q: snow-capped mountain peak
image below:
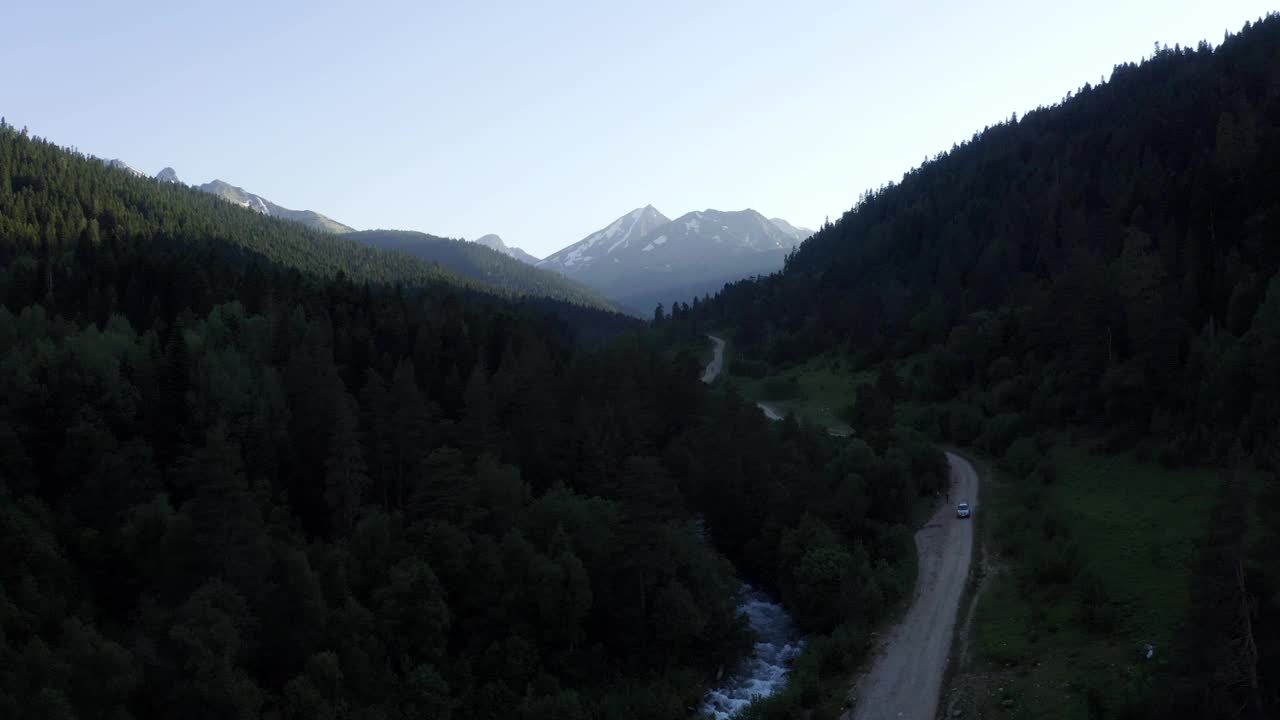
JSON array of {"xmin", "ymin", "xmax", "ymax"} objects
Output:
[
  {"xmin": 537, "ymin": 205, "xmax": 670, "ymax": 271},
  {"xmin": 536, "ymin": 205, "xmax": 813, "ymax": 312},
  {"xmin": 768, "ymin": 217, "xmax": 814, "ymax": 243}
]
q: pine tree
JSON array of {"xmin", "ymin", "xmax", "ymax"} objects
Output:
[
  {"xmin": 389, "ymin": 358, "xmax": 431, "ymax": 511},
  {"xmin": 460, "ymin": 364, "xmax": 497, "ymax": 453},
  {"xmin": 358, "ymin": 367, "xmax": 394, "ymax": 511},
  {"xmin": 179, "ymin": 424, "xmax": 270, "ymax": 596},
  {"xmin": 325, "ymin": 392, "xmax": 370, "ymax": 535}
]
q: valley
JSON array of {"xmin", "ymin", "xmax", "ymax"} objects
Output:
[
  {"xmin": 4, "ymin": 6, "xmax": 1280, "ymax": 720},
  {"xmin": 699, "ymin": 336, "xmax": 806, "ymax": 718},
  {"xmin": 703, "ymin": 333, "xmax": 980, "ymax": 720}
]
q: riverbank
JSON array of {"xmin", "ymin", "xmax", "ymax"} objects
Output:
[
  {"xmin": 698, "ymin": 334, "xmax": 965, "ymax": 720},
  {"xmin": 699, "ymin": 335, "xmax": 807, "ymax": 717},
  {"xmin": 701, "ymin": 587, "xmax": 806, "ymax": 719}
]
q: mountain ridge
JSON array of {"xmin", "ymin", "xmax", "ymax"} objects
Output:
[
  {"xmin": 196, "ymin": 178, "xmax": 355, "ymax": 234},
  {"xmin": 537, "ymin": 205, "xmax": 812, "ymax": 309},
  {"xmin": 473, "ymin": 233, "xmax": 540, "ymax": 264},
  {"xmin": 98, "ymin": 156, "xmax": 355, "ymax": 234},
  {"xmin": 346, "ymin": 229, "xmax": 616, "ymax": 311}
]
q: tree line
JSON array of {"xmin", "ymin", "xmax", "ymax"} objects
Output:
[{"xmin": 344, "ymin": 229, "xmax": 616, "ymax": 312}]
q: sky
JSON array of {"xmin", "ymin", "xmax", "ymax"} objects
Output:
[{"xmin": 2, "ymin": 1, "xmax": 1274, "ymax": 258}]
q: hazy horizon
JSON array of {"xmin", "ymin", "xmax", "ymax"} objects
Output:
[{"xmin": 4, "ymin": 0, "xmax": 1273, "ymax": 257}]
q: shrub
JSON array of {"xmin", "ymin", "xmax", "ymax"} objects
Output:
[
  {"xmin": 729, "ymin": 358, "xmax": 768, "ymax": 378},
  {"xmin": 1002, "ymin": 436, "xmax": 1041, "ymax": 477},
  {"xmin": 898, "ymin": 403, "xmax": 939, "ymax": 434},
  {"xmin": 759, "ymin": 376, "xmax": 799, "ymax": 401},
  {"xmin": 1077, "ymin": 567, "xmax": 1119, "ymax": 633},
  {"xmin": 1032, "ymin": 461, "xmax": 1058, "ymax": 486},
  {"xmin": 1028, "ymin": 538, "xmax": 1081, "ymax": 587},
  {"xmin": 978, "ymin": 412, "xmax": 1025, "ymax": 455},
  {"xmin": 987, "ymin": 355, "xmax": 1018, "ymax": 383},
  {"xmin": 941, "ymin": 402, "xmax": 984, "ymax": 444}
]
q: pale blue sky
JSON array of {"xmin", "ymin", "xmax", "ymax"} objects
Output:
[{"xmin": 3, "ymin": 1, "xmax": 1272, "ymax": 257}]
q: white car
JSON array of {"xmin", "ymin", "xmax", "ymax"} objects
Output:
[{"xmin": 956, "ymin": 502, "xmax": 971, "ymax": 519}]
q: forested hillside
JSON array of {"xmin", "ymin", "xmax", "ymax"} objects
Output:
[
  {"xmin": 0, "ymin": 120, "xmax": 946, "ymax": 718},
  {"xmin": 0, "ymin": 127, "xmax": 617, "ymax": 313},
  {"xmin": 0, "ymin": 128, "xmax": 493, "ymax": 293},
  {"xmin": 693, "ymin": 15, "xmax": 1280, "ymax": 718},
  {"xmin": 346, "ymin": 229, "xmax": 615, "ymax": 312}
]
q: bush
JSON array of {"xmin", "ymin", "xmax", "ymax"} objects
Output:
[
  {"xmin": 1156, "ymin": 437, "xmax": 1188, "ymax": 468},
  {"xmin": 1002, "ymin": 436, "xmax": 1041, "ymax": 477},
  {"xmin": 1032, "ymin": 461, "xmax": 1058, "ymax": 486},
  {"xmin": 737, "ymin": 686, "xmax": 804, "ymax": 720},
  {"xmin": 941, "ymin": 402, "xmax": 984, "ymax": 444},
  {"xmin": 759, "ymin": 376, "xmax": 799, "ymax": 401},
  {"xmin": 729, "ymin": 358, "xmax": 768, "ymax": 378},
  {"xmin": 898, "ymin": 403, "xmax": 939, "ymax": 434},
  {"xmin": 1077, "ymin": 567, "xmax": 1119, "ymax": 633},
  {"xmin": 836, "ymin": 402, "xmax": 857, "ymax": 425},
  {"xmin": 978, "ymin": 412, "xmax": 1025, "ymax": 455},
  {"xmin": 987, "ymin": 355, "xmax": 1018, "ymax": 383},
  {"xmin": 1027, "ymin": 538, "xmax": 1081, "ymax": 587}
]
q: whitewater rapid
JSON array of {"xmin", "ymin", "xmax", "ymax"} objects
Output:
[
  {"xmin": 698, "ymin": 337, "xmax": 805, "ymax": 718},
  {"xmin": 701, "ymin": 586, "xmax": 805, "ymax": 718}
]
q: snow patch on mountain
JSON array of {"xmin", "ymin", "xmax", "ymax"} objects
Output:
[
  {"xmin": 538, "ymin": 205, "xmax": 670, "ymax": 272},
  {"xmin": 768, "ymin": 217, "xmax": 814, "ymax": 243}
]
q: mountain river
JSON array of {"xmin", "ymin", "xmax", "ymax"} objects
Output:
[{"xmin": 699, "ymin": 336, "xmax": 805, "ymax": 717}]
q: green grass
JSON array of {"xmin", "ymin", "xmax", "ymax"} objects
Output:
[
  {"xmin": 663, "ymin": 332, "xmax": 717, "ymax": 369},
  {"xmin": 958, "ymin": 441, "xmax": 1215, "ymax": 720},
  {"xmin": 727, "ymin": 353, "xmax": 874, "ymax": 431},
  {"xmin": 1051, "ymin": 446, "xmax": 1211, "ymax": 644}
]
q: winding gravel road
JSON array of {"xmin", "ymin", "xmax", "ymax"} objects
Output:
[
  {"xmin": 846, "ymin": 452, "xmax": 978, "ymax": 720},
  {"xmin": 700, "ymin": 335, "xmax": 978, "ymax": 720}
]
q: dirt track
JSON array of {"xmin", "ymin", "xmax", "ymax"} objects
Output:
[{"xmin": 846, "ymin": 452, "xmax": 979, "ymax": 720}]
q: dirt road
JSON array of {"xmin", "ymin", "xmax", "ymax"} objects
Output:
[
  {"xmin": 756, "ymin": 401, "xmax": 784, "ymax": 420},
  {"xmin": 702, "ymin": 335, "xmax": 727, "ymax": 383},
  {"xmin": 847, "ymin": 452, "xmax": 978, "ymax": 720}
]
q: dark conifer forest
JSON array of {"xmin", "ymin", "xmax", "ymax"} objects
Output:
[
  {"xmin": 692, "ymin": 15, "xmax": 1280, "ymax": 718},
  {"xmin": 344, "ymin": 229, "xmax": 615, "ymax": 312},
  {"xmin": 0, "ymin": 122, "xmax": 945, "ymax": 717}
]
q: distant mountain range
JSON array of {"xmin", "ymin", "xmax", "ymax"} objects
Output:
[
  {"xmin": 537, "ymin": 206, "xmax": 812, "ymax": 312},
  {"xmin": 473, "ymin": 234, "xmax": 540, "ymax": 264},
  {"xmin": 768, "ymin": 217, "xmax": 814, "ymax": 244},
  {"xmin": 196, "ymin": 179, "xmax": 354, "ymax": 234},
  {"xmin": 98, "ymin": 156, "xmax": 810, "ymax": 313},
  {"xmin": 100, "ymin": 159, "xmax": 354, "ymax": 234}
]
